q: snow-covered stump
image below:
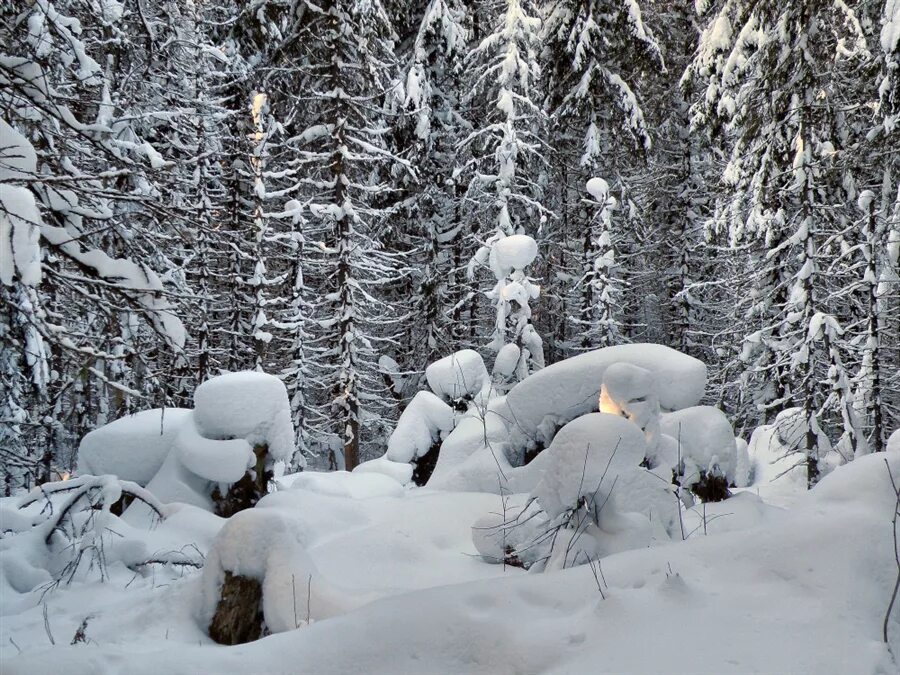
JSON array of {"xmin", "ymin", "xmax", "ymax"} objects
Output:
[
  {"xmin": 659, "ymin": 406, "xmax": 739, "ymax": 502},
  {"xmin": 175, "ymin": 372, "xmax": 295, "ymax": 516},
  {"xmin": 211, "ymin": 444, "xmax": 271, "ymax": 518},
  {"xmin": 208, "ymin": 572, "xmax": 265, "ymax": 645},
  {"xmin": 384, "ymin": 391, "xmax": 454, "ymax": 486}
]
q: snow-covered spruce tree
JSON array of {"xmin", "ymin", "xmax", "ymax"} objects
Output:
[
  {"xmin": 175, "ymin": 3, "xmax": 235, "ymax": 389},
  {"xmin": 687, "ymin": 0, "xmax": 870, "ymax": 485},
  {"xmin": 390, "ymin": 0, "xmax": 472, "ymax": 374},
  {"xmin": 1, "ymin": 0, "xmax": 188, "ymax": 488},
  {"xmin": 578, "ymin": 177, "xmax": 621, "ymax": 347},
  {"xmin": 460, "ymin": 0, "xmax": 548, "ymax": 383},
  {"xmin": 847, "ymin": 1, "xmax": 900, "ymax": 453},
  {"xmin": 539, "ymin": 0, "xmax": 663, "ymax": 355},
  {"xmin": 264, "ymin": 1, "xmax": 413, "ymax": 470},
  {"xmin": 640, "ymin": 0, "xmax": 718, "ymax": 359}
]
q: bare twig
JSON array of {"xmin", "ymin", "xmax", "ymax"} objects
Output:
[
  {"xmin": 42, "ymin": 603, "xmax": 55, "ymax": 646},
  {"xmin": 883, "ymin": 459, "xmax": 900, "ymax": 645}
]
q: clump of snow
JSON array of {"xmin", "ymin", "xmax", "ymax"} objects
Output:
[
  {"xmin": 119, "ymin": 373, "xmax": 296, "ymax": 514},
  {"xmin": 599, "ymin": 362, "xmax": 661, "ymax": 451},
  {"xmin": 385, "ymin": 391, "xmax": 454, "ymax": 464},
  {"xmin": 734, "ymin": 436, "xmax": 752, "ymax": 487},
  {"xmin": 0, "ymin": 119, "xmax": 38, "ymax": 181},
  {"xmin": 0, "ymin": 184, "xmax": 43, "ymax": 287},
  {"xmin": 503, "ymin": 344, "xmax": 706, "ymax": 460},
  {"xmin": 492, "ymin": 343, "xmax": 521, "ymax": 380},
  {"xmin": 138, "ymin": 447, "xmax": 216, "ymax": 512},
  {"xmin": 585, "ymin": 176, "xmax": 610, "ymax": 202},
  {"xmin": 0, "ymin": 120, "xmax": 39, "ymax": 282},
  {"xmin": 743, "ymin": 420, "xmax": 808, "ymax": 507},
  {"xmin": 491, "ymin": 234, "xmax": 538, "ymax": 276},
  {"xmin": 425, "ymin": 349, "xmax": 490, "ymax": 406},
  {"xmin": 613, "ymin": 467, "xmax": 681, "ymax": 539},
  {"xmin": 174, "ymin": 416, "xmax": 254, "ymax": 484},
  {"xmin": 198, "ymin": 508, "xmax": 366, "ymax": 634},
  {"xmin": 660, "ymin": 406, "xmax": 738, "ymax": 486},
  {"xmin": 77, "ymin": 408, "xmax": 190, "ymax": 485},
  {"xmin": 528, "ymin": 413, "xmax": 647, "ymax": 520},
  {"xmin": 193, "ymin": 371, "xmax": 294, "ymax": 463}
]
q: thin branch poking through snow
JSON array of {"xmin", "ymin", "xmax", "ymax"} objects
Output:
[{"xmin": 884, "ymin": 459, "xmax": 900, "ymax": 646}]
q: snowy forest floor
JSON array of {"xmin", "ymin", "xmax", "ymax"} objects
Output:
[{"xmin": 3, "ymin": 448, "xmax": 900, "ymax": 675}]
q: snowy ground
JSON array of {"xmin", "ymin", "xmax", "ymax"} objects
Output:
[{"xmin": 2, "ymin": 446, "xmax": 899, "ymax": 675}]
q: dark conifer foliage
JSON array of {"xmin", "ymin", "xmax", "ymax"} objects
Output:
[{"xmin": 1, "ymin": 0, "xmax": 897, "ymax": 488}]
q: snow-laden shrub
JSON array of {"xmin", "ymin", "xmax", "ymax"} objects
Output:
[
  {"xmin": 193, "ymin": 371, "xmax": 294, "ymax": 464},
  {"xmin": 0, "ymin": 475, "xmax": 190, "ymax": 596},
  {"xmin": 104, "ymin": 372, "xmax": 297, "ymax": 516},
  {"xmin": 660, "ymin": 406, "xmax": 738, "ymax": 502},
  {"xmin": 384, "ymin": 390, "xmax": 455, "ymax": 485},
  {"xmin": 472, "ymin": 414, "xmax": 678, "ymax": 570},
  {"xmin": 528, "ymin": 414, "xmax": 646, "ymax": 520},
  {"xmin": 76, "ymin": 408, "xmax": 191, "ymax": 485},
  {"xmin": 425, "ymin": 349, "xmax": 490, "ymax": 410},
  {"xmin": 425, "ymin": 395, "xmax": 514, "ymax": 492},
  {"xmin": 769, "ymin": 407, "xmax": 847, "ymax": 476}
]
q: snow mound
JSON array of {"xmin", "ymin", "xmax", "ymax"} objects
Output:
[
  {"xmin": 76, "ymin": 408, "xmax": 190, "ymax": 485},
  {"xmin": 353, "ymin": 456, "xmax": 414, "ymax": 485},
  {"xmin": 289, "ymin": 471, "xmax": 405, "ymax": 500},
  {"xmin": 613, "ymin": 467, "xmax": 680, "ymax": 538},
  {"xmin": 425, "ymin": 349, "xmax": 489, "ymax": 405},
  {"xmin": 744, "ymin": 421, "xmax": 808, "ymax": 508},
  {"xmin": 503, "ymin": 344, "xmax": 706, "ymax": 459},
  {"xmin": 427, "ymin": 396, "xmax": 514, "ymax": 492},
  {"xmin": 660, "ymin": 406, "xmax": 738, "ymax": 484},
  {"xmin": 492, "ymin": 343, "xmax": 521, "ymax": 379},
  {"xmin": 529, "ymin": 413, "xmax": 647, "ymax": 519},
  {"xmin": 198, "ymin": 508, "xmax": 369, "ymax": 635},
  {"xmin": 193, "ymin": 372, "xmax": 294, "ymax": 462},
  {"xmin": 385, "ymin": 391, "xmax": 454, "ymax": 464}
]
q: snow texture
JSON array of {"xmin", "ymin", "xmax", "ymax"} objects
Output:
[
  {"xmin": 888, "ymin": 428, "xmax": 900, "ymax": 453},
  {"xmin": 426, "ymin": 395, "xmax": 514, "ymax": 492},
  {"xmin": 76, "ymin": 408, "xmax": 191, "ymax": 485},
  {"xmin": 352, "ymin": 456, "xmax": 414, "ymax": 485},
  {"xmin": 585, "ymin": 176, "xmax": 610, "ymax": 202},
  {"xmin": 4, "ymin": 452, "xmax": 900, "ymax": 674}
]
